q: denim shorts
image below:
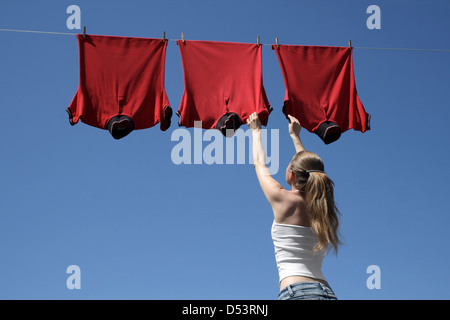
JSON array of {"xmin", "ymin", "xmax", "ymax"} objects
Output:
[{"xmin": 278, "ymin": 282, "xmax": 338, "ymax": 300}]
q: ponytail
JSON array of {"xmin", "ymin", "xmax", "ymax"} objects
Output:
[
  {"xmin": 305, "ymin": 171, "xmax": 341, "ymax": 254},
  {"xmin": 289, "ymin": 151, "xmax": 342, "ymax": 255}
]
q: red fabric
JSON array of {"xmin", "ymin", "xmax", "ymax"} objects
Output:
[
  {"xmin": 67, "ymin": 34, "xmax": 171, "ymax": 134},
  {"xmin": 176, "ymin": 40, "xmax": 272, "ymax": 130},
  {"xmin": 273, "ymin": 45, "xmax": 370, "ymax": 136}
]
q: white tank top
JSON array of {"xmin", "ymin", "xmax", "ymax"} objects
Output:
[{"xmin": 271, "ymin": 221, "xmax": 326, "ymax": 283}]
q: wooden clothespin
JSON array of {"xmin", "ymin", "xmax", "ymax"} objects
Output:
[
  {"xmin": 163, "ymin": 31, "xmax": 166, "ymax": 42},
  {"xmin": 181, "ymin": 32, "xmax": 185, "ymax": 44},
  {"xmin": 276, "ymin": 37, "xmax": 279, "ymax": 48},
  {"xmin": 83, "ymin": 26, "xmax": 86, "ymax": 38},
  {"xmin": 348, "ymin": 40, "xmax": 352, "ymax": 49},
  {"xmin": 257, "ymin": 35, "xmax": 260, "ymax": 46}
]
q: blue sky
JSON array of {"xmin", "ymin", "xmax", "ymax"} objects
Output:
[{"xmin": 0, "ymin": 0, "xmax": 449, "ymax": 300}]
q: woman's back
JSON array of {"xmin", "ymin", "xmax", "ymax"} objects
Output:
[{"xmin": 272, "ymin": 189, "xmax": 310, "ymax": 227}]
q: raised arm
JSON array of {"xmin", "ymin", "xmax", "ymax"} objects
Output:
[
  {"xmin": 247, "ymin": 113, "xmax": 285, "ymax": 206},
  {"xmin": 288, "ymin": 115, "xmax": 305, "ymax": 153}
]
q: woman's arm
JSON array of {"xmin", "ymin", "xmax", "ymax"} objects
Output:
[
  {"xmin": 288, "ymin": 115, "xmax": 305, "ymax": 153},
  {"xmin": 247, "ymin": 113, "xmax": 285, "ymax": 205}
]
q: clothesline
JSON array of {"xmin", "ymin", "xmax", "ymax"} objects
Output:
[
  {"xmin": 1, "ymin": 28, "xmax": 450, "ymax": 52},
  {"xmin": 0, "ymin": 28, "xmax": 76, "ymax": 36}
]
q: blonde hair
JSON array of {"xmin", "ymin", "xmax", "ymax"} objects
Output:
[{"xmin": 289, "ymin": 151, "xmax": 342, "ymax": 254}]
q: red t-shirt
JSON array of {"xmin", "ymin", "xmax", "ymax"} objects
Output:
[
  {"xmin": 273, "ymin": 45, "xmax": 370, "ymax": 143},
  {"xmin": 67, "ymin": 34, "xmax": 172, "ymax": 139},
  {"xmin": 177, "ymin": 40, "xmax": 272, "ymax": 135}
]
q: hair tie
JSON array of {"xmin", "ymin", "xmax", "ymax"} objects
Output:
[{"xmin": 306, "ymin": 170, "xmax": 325, "ymax": 174}]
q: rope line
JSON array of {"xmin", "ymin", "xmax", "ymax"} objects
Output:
[
  {"xmin": 0, "ymin": 28, "xmax": 76, "ymax": 36},
  {"xmin": 1, "ymin": 28, "xmax": 450, "ymax": 52},
  {"xmin": 352, "ymin": 46, "xmax": 450, "ymax": 52}
]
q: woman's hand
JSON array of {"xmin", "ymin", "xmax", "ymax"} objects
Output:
[
  {"xmin": 288, "ymin": 115, "xmax": 302, "ymax": 136},
  {"xmin": 247, "ymin": 112, "xmax": 262, "ymax": 131},
  {"xmin": 288, "ymin": 115, "xmax": 305, "ymax": 153}
]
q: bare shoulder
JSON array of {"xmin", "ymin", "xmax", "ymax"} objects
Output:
[{"xmin": 272, "ymin": 190, "xmax": 309, "ymax": 226}]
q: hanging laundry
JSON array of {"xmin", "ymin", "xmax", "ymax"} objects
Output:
[
  {"xmin": 176, "ymin": 40, "xmax": 272, "ymax": 137},
  {"xmin": 67, "ymin": 34, "xmax": 172, "ymax": 139},
  {"xmin": 273, "ymin": 45, "xmax": 371, "ymax": 144}
]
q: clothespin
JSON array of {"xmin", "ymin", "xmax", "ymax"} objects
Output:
[
  {"xmin": 181, "ymin": 32, "xmax": 185, "ymax": 44},
  {"xmin": 163, "ymin": 31, "xmax": 166, "ymax": 42},
  {"xmin": 257, "ymin": 35, "xmax": 260, "ymax": 46},
  {"xmin": 276, "ymin": 37, "xmax": 279, "ymax": 48},
  {"xmin": 83, "ymin": 26, "xmax": 86, "ymax": 38},
  {"xmin": 348, "ymin": 40, "xmax": 352, "ymax": 49}
]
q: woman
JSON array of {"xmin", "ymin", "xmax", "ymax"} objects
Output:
[{"xmin": 247, "ymin": 112, "xmax": 340, "ymax": 300}]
